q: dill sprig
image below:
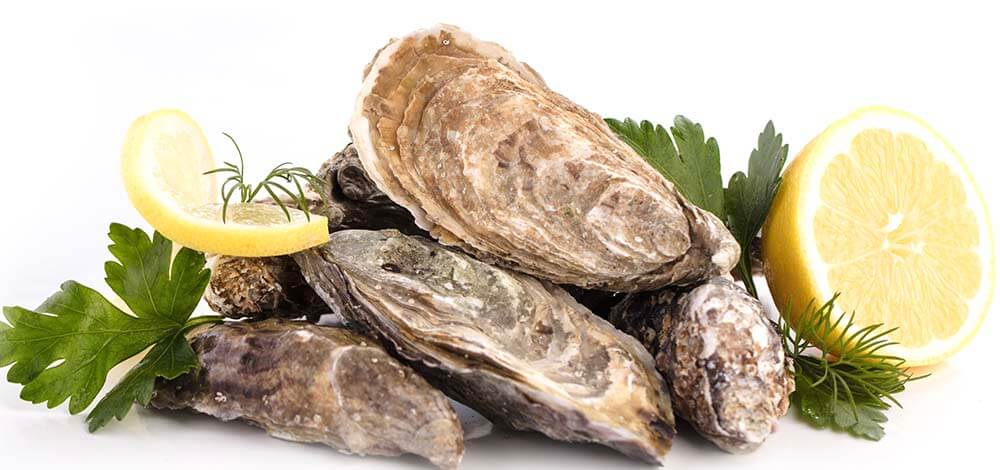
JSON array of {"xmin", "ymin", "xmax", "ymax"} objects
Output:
[
  {"xmin": 204, "ymin": 133, "xmax": 326, "ymax": 223},
  {"xmin": 780, "ymin": 295, "xmax": 926, "ymax": 440}
]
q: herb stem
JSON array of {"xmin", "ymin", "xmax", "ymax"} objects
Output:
[
  {"xmin": 182, "ymin": 315, "xmax": 225, "ymax": 332},
  {"xmin": 735, "ymin": 255, "xmax": 758, "ymax": 298}
]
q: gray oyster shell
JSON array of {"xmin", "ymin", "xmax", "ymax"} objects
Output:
[
  {"xmin": 609, "ymin": 277, "xmax": 793, "ymax": 453},
  {"xmin": 293, "ymin": 229, "xmax": 676, "ymax": 464},
  {"xmin": 350, "ymin": 24, "xmax": 738, "ymax": 292},
  {"xmin": 316, "ymin": 143, "xmax": 427, "ymax": 236},
  {"xmin": 150, "ymin": 319, "xmax": 464, "ymax": 469}
]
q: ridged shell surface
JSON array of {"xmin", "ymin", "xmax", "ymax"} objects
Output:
[{"xmin": 350, "ymin": 25, "xmax": 738, "ymax": 291}]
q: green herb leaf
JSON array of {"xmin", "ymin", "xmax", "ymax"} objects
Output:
[
  {"xmin": 0, "ymin": 283, "xmax": 176, "ymax": 414},
  {"xmin": 85, "ymin": 332, "xmax": 196, "ymax": 432},
  {"xmin": 0, "ymin": 224, "xmax": 221, "ymax": 431},
  {"xmin": 105, "ymin": 224, "xmax": 211, "ymax": 325},
  {"xmin": 849, "ymin": 406, "xmax": 889, "ymax": 441},
  {"xmin": 792, "ymin": 372, "xmax": 888, "ymax": 440},
  {"xmin": 793, "ymin": 378, "xmax": 832, "ymax": 427},
  {"xmin": 724, "ymin": 121, "xmax": 788, "ymax": 296},
  {"xmin": 781, "ymin": 295, "xmax": 925, "ymax": 441},
  {"xmin": 606, "ymin": 117, "xmax": 725, "ymax": 220}
]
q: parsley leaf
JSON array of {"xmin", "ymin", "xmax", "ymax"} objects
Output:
[
  {"xmin": 105, "ymin": 224, "xmax": 209, "ymax": 325},
  {"xmin": 724, "ymin": 121, "xmax": 788, "ymax": 296},
  {"xmin": 85, "ymin": 331, "xmax": 197, "ymax": 431},
  {"xmin": 0, "ymin": 223, "xmax": 219, "ymax": 431},
  {"xmin": 606, "ymin": 116, "xmax": 725, "ymax": 220},
  {"xmin": 794, "ymin": 373, "xmax": 888, "ymax": 440},
  {"xmin": 0, "ymin": 282, "xmax": 176, "ymax": 413}
]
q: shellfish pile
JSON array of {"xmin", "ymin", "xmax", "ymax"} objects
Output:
[{"xmin": 161, "ymin": 24, "xmax": 792, "ymax": 469}]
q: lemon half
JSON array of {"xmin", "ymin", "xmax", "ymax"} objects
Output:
[
  {"xmin": 121, "ymin": 109, "xmax": 328, "ymax": 257},
  {"xmin": 763, "ymin": 106, "xmax": 993, "ymax": 366}
]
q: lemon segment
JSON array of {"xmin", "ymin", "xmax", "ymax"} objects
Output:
[
  {"xmin": 763, "ymin": 106, "xmax": 993, "ymax": 366},
  {"xmin": 121, "ymin": 109, "xmax": 329, "ymax": 257}
]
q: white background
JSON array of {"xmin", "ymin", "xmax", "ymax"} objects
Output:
[{"xmin": 1, "ymin": 1, "xmax": 998, "ymax": 469}]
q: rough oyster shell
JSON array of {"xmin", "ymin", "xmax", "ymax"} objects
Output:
[
  {"xmin": 315, "ymin": 143, "xmax": 427, "ymax": 236},
  {"xmin": 151, "ymin": 319, "xmax": 464, "ymax": 469},
  {"xmin": 350, "ymin": 25, "xmax": 739, "ymax": 291},
  {"xmin": 204, "ymin": 254, "xmax": 329, "ymax": 321},
  {"xmin": 609, "ymin": 277, "xmax": 793, "ymax": 453},
  {"xmin": 293, "ymin": 229, "xmax": 676, "ymax": 464}
]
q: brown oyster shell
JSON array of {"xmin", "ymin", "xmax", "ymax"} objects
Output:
[
  {"xmin": 293, "ymin": 229, "xmax": 676, "ymax": 464},
  {"xmin": 350, "ymin": 25, "xmax": 738, "ymax": 291},
  {"xmin": 204, "ymin": 255, "xmax": 329, "ymax": 321},
  {"xmin": 609, "ymin": 277, "xmax": 793, "ymax": 453},
  {"xmin": 150, "ymin": 319, "xmax": 464, "ymax": 469}
]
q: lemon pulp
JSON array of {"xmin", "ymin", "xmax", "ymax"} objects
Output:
[{"xmin": 763, "ymin": 106, "xmax": 993, "ymax": 365}]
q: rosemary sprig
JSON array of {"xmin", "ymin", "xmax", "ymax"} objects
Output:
[
  {"xmin": 780, "ymin": 295, "xmax": 926, "ymax": 440},
  {"xmin": 204, "ymin": 133, "xmax": 326, "ymax": 223}
]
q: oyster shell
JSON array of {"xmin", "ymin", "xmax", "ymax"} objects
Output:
[
  {"xmin": 151, "ymin": 319, "xmax": 464, "ymax": 469},
  {"xmin": 609, "ymin": 277, "xmax": 793, "ymax": 453},
  {"xmin": 350, "ymin": 25, "xmax": 738, "ymax": 291},
  {"xmin": 293, "ymin": 229, "xmax": 676, "ymax": 464},
  {"xmin": 315, "ymin": 143, "xmax": 427, "ymax": 236},
  {"xmin": 204, "ymin": 254, "xmax": 329, "ymax": 321}
]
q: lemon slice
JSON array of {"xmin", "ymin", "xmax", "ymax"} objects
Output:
[
  {"xmin": 763, "ymin": 106, "xmax": 993, "ymax": 366},
  {"xmin": 121, "ymin": 109, "xmax": 328, "ymax": 257}
]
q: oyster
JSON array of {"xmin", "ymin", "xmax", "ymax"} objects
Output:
[
  {"xmin": 609, "ymin": 277, "xmax": 793, "ymax": 453},
  {"xmin": 316, "ymin": 143, "xmax": 427, "ymax": 236},
  {"xmin": 294, "ymin": 229, "xmax": 676, "ymax": 464},
  {"xmin": 350, "ymin": 25, "xmax": 739, "ymax": 291},
  {"xmin": 151, "ymin": 319, "xmax": 464, "ymax": 469},
  {"xmin": 204, "ymin": 254, "xmax": 329, "ymax": 321},
  {"xmin": 204, "ymin": 144, "xmax": 425, "ymax": 321}
]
